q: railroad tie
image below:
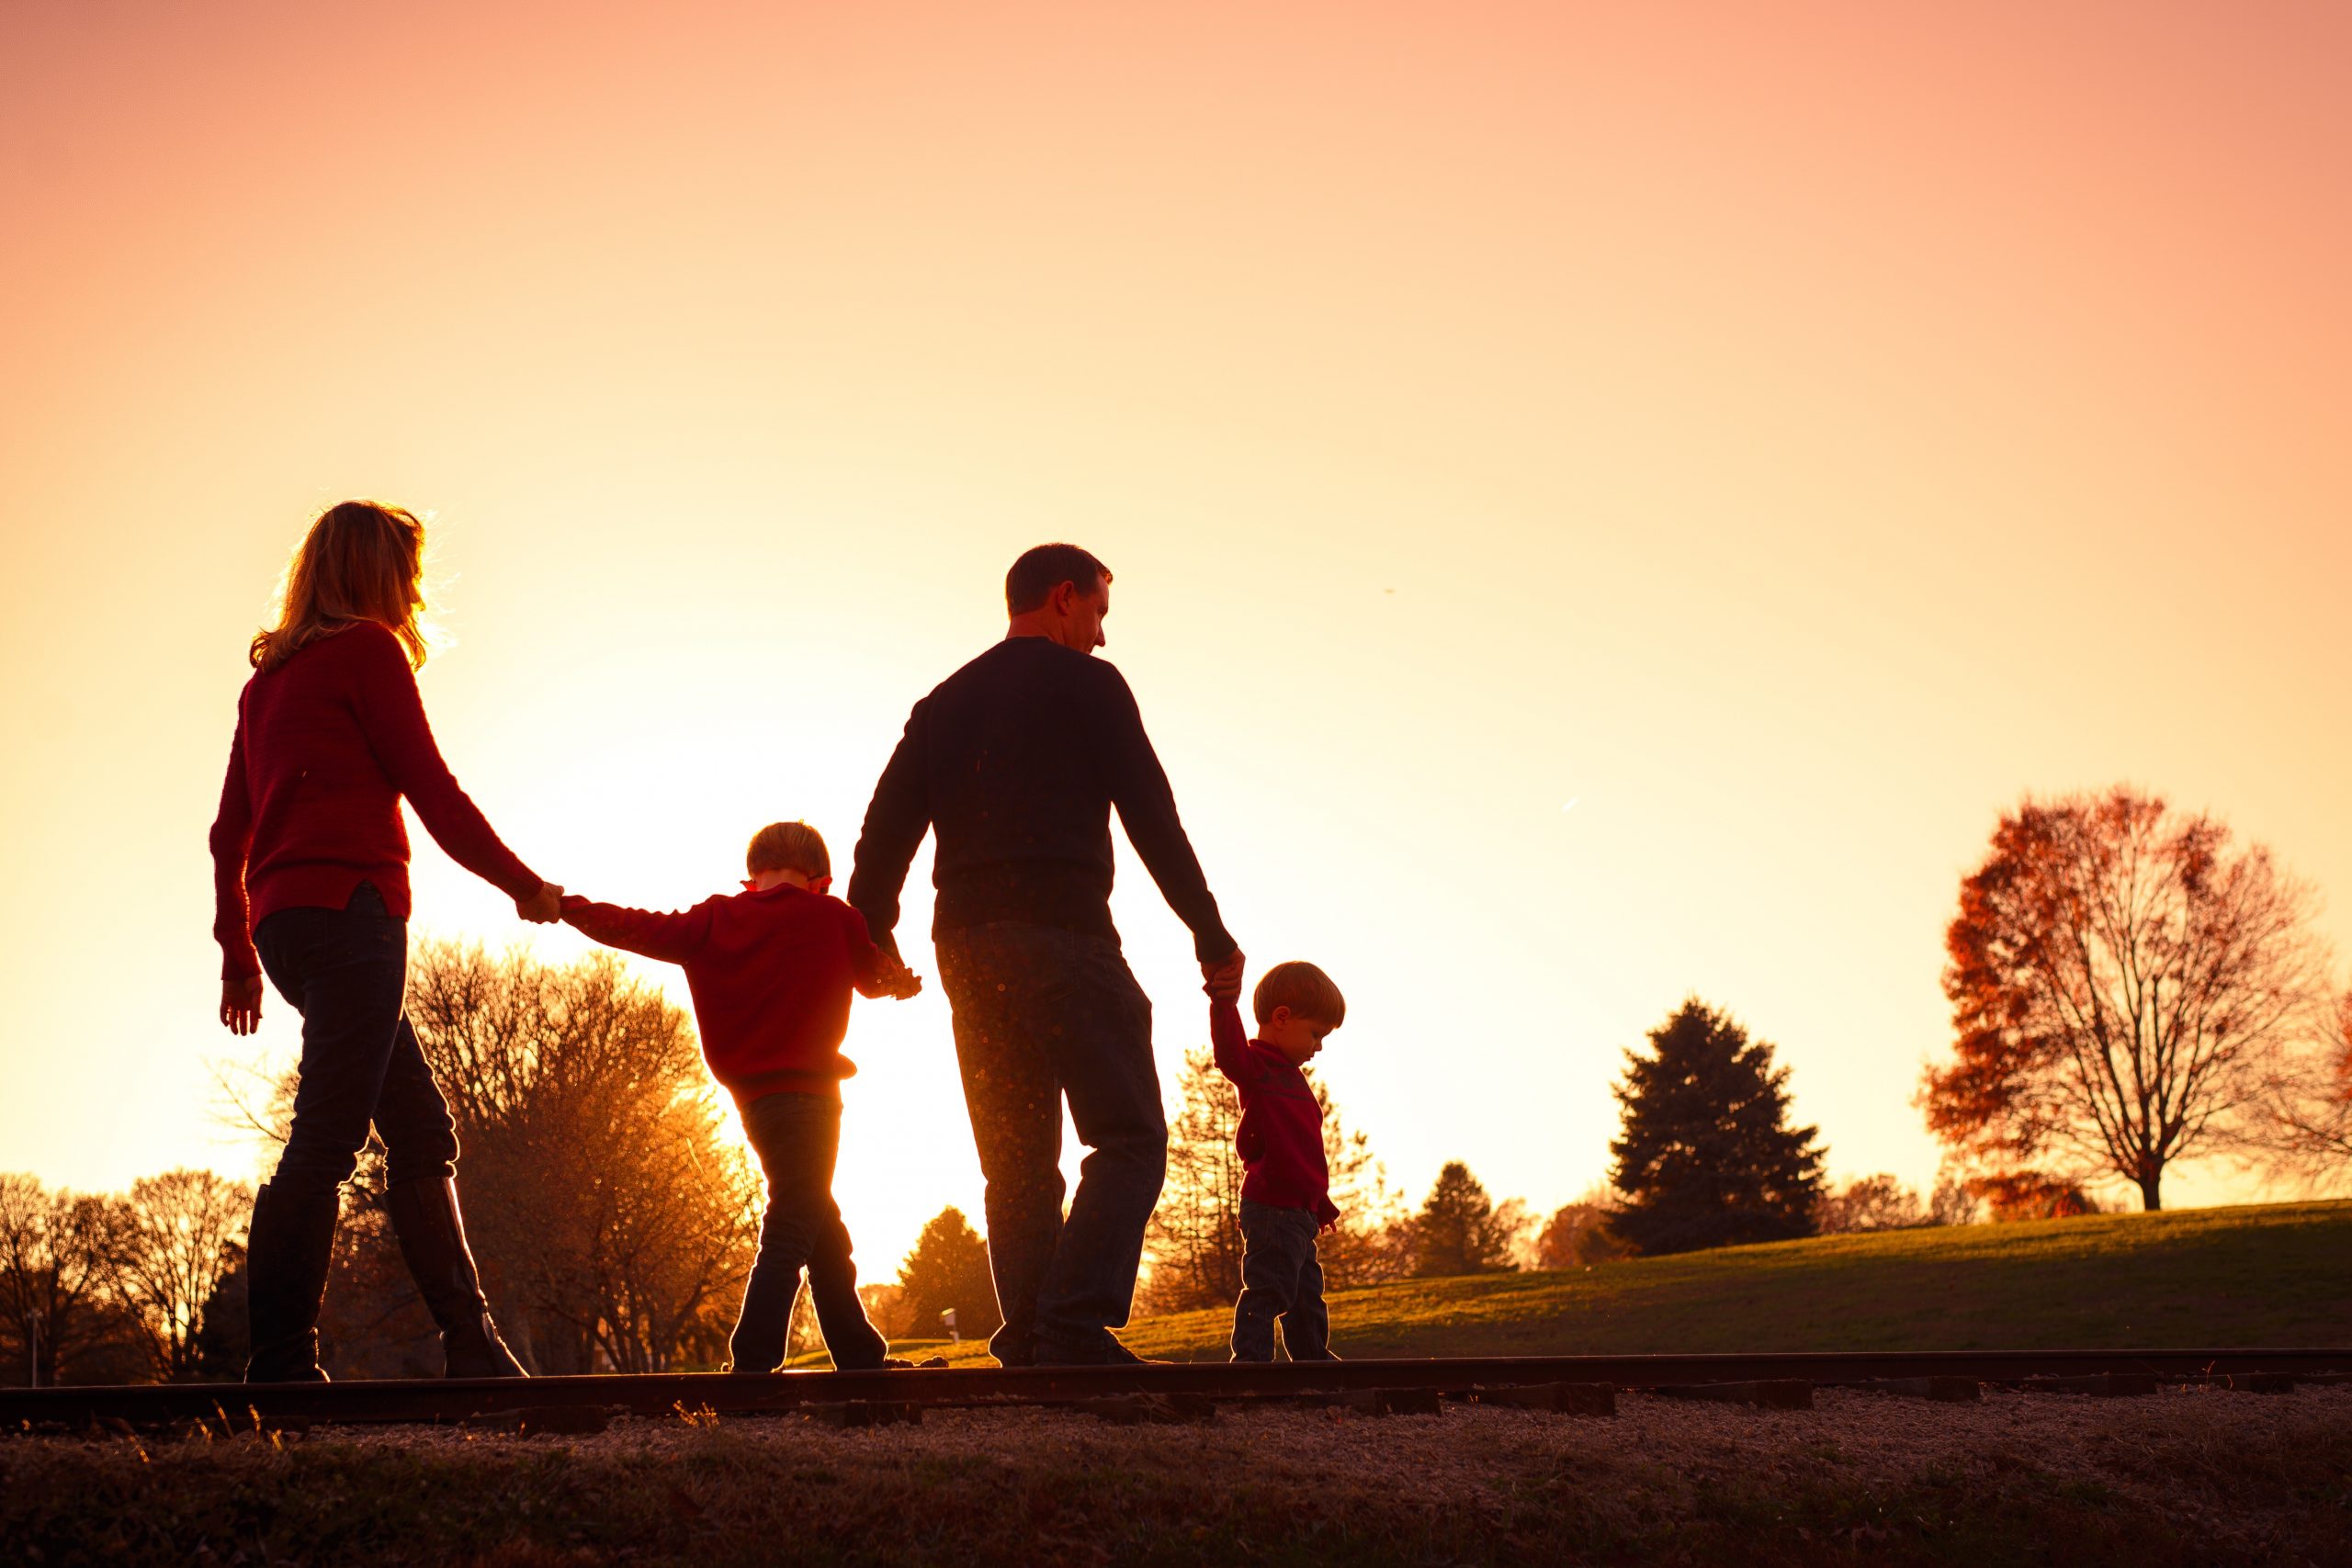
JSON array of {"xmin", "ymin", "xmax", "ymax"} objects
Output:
[
  {"xmin": 1470, "ymin": 1382, "xmax": 1617, "ymax": 1416},
  {"xmin": 463, "ymin": 1405, "xmax": 614, "ymax": 1437},
  {"xmin": 2208, "ymin": 1373, "xmax": 2297, "ymax": 1395},
  {"xmin": 800, "ymin": 1400, "xmax": 923, "ymax": 1429},
  {"xmin": 2018, "ymin": 1373, "xmax": 2157, "ymax": 1398},
  {"xmin": 1653, "ymin": 1380, "xmax": 1815, "ymax": 1410},
  {"xmin": 1080, "ymin": 1393, "xmax": 1216, "ymax": 1426},
  {"xmin": 1859, "ymin": 1376, "xmax": 1982, "ymax": 1404},
  {"xmin": 1326, "ymin": 1387, "xmax": 1443, "ymax": 1417}
]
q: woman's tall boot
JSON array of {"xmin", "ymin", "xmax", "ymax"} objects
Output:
[
  {"xmin": 386, "ymin": 1177, "xmax": 527, "ymax": 1378},
  {"xmin": 243, "ymin": 1180, "xmax": 336, "ymax": 1382}
]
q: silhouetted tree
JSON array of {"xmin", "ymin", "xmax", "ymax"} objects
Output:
[
  {"xmin": 106, "ymin": 1168, "xmax": 251, "ymax": 1382},
  {"xmin": 1142, "ymin": 1047, "xmax": 1247, "ymax": 1311},
  {"xmin": 1534, "ymin": 1190, "xmax": 1634, "ymax": 1269},
  {"xmin": 2247, "ymin": 987, "xmax": 2352, "ymax": 1190},
  {"xmin": 1408, "ymin": 1162, "xmax": 1523, "ymax": 1277},
  {"xmin": 0, "ymin": 1176, "xmax": 138, "ymax": 1386},
  {"xmin": 401, "ymin": 942, "xmax": 761, "ymax": 1372},
  {"xmin": 1610, "ymin": 999, "xmax": 1825, "ymax": 1256},
  {"xmin": 1813, "ymin": 1174, "xmax": 1924, "ymax": 1235},
  {"xmin": 1922, "ymin": 787, "xmax": 2331, "ymax": 1211},
  {"xmin": 1928, "ymin": 1174, "xmax": 1983, "ymax": 1226},
  {"xmin": 897, "ymin": 1207, "xmax": 1001, "ymax": 1342},
  {"xmin": 1969, "ymin": 1171, "xmax": 2098, "ymax": 1222}
]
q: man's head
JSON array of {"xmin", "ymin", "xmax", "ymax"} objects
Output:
[
  {"xmin": 1004, "ymin": 543, "xmax": 1112, "ymax": 653},
  {"xmin": 1251, "ymin": 960, "xmax": 1346, "ymax": 1066},
  {"xmin": 745, "ymin": 820, "xmax": 831, "ymax": 894}
]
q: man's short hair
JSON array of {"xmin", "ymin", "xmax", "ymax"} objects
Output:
[
  {"xmin": 1005, "ymin": 544, "xmax": 1112, "ymax": 615},
  {"xmin": 746, "ymin": 820, "xmax": 831, "ymax": 879},
  {"xmin": 1252, "ymin": 961, "xmax": 1346, "ymax": 1027}
]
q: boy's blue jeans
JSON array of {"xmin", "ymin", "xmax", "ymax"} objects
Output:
[
  {"xmin": 729, "ymin": 1090, "xmax": 888, "ymax": 1372},
  {"xmin": 1231, "ymin": 1200, "xmax": 1333, "ymax": 1361}
]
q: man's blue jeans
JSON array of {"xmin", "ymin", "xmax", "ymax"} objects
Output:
[{"xmin": 935, "ymin": 922, "xmax": 1164, "ymax": 1363}]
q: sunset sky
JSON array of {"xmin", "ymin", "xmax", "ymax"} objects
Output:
[{"xmin": 3, "ymin": 0, "xmax": 2346, "ymax": 1273}]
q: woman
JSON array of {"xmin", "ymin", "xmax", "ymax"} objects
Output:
[{"xmin": 210, "ymin": 501, "xmax": 560, "ymax": 1382}]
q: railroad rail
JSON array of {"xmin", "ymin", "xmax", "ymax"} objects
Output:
[{"xmin": 7, "ymin": 1348, "xmax": 2348, "ymax": 1432}]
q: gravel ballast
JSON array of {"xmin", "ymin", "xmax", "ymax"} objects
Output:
[{"xmin": 7, "ymin": 1382, "xmax": 2349, "ymax": 1564}]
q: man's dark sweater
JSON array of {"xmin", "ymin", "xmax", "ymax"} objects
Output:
[{"xmin": 848, "ymin": 637, "xmax": 1237, "ymax": 964}]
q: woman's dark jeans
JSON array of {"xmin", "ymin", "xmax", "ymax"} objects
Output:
[
  {"xmin": 1231, "ymin": 1200, "xmax": 1332, "ymax": 1361},
  {"xmin": 729, "ymin": 1090, "xmax": 888, "ymax": 1372},
  {"xmin": 935, "ymin": 921, "xmax": 1165, "ymax": 1363},
  {"xmin": 254, "ymin": 882, "xmax": 459, "ymax": 1202}
]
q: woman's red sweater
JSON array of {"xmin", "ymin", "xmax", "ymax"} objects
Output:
[{"xmin": 209, "ymin": 621, "xmax": 541, "ymax": 979}]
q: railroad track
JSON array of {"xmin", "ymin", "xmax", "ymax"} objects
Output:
[{"xmin": 7, "ymin": 1348, "xmax": 2348, "ymax": 1433}]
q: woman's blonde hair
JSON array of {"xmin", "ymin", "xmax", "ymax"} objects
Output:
[{"xmin": 251, "ymin": 501, "xmax": 429, "ymax": 672}]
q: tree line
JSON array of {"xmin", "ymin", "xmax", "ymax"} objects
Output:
[
  {"xmin": 1137, "ymin": 784, "xmax": 2352, "ymax": 1283},
  {"xmin": 0, "ymin": 1168, "xmax": 255, "ymax": 1386}
]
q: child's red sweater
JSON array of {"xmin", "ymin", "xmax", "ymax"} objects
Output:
[
  {"xmin": 1210, "ymin": 997, "xmax": 1340, "ymax": 1229},
  {"xmin": 561, "ymin": 884, "xmax": 887, "ymax": 1102},
  {"xmin": 209, "ymin": 621, "xmax": 542, "ymax": 980}
]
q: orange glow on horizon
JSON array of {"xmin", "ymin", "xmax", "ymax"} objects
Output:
[{"xmin": 2, "ymin": 0, "xmax": 2347, "ymax": 1273}]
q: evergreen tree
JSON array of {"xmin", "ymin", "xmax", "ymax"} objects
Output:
[
  {"xmin": 897, "ymin": 1207, "xmax": 1001, "ymax": 1342},
  {"xmin": 1408, "ymin": 1162, "xmax": 1523, "ymax": 1277},
  {"xmin": 1610, "ymin": 998, "xmax": 1826, "ymax": 1256}
]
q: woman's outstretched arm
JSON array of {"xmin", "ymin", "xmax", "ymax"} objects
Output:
[{"xmin": 345, "ymin": 623, "xmax": 560, "ymax": 919}]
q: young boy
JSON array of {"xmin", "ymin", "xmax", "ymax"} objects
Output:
[
  {"xmin": 1212, "ymin": 960, "xmax": 1346, "ymax": 1362},
  {"xmin": 561, "ymin": 820, "xmax": 921, "ymax": 1373}
]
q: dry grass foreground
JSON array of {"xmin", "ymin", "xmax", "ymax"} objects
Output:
[{"xmin": 7, "ymin": 1385, "xmax": 2350, "ymax": 1565}]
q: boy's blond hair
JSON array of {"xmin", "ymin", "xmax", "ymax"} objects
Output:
[
  {"xmin": 746, "ymin": 821, "xmax": 830, "ymax": 879},
  {"xmin": 1251, "ymin": 961, "xmax": 1346, "ymax": 1027}
]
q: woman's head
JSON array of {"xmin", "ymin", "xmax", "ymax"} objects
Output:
[{"xmin": 250, "ymin": 501, "xmax": 428, "ymax": 672}]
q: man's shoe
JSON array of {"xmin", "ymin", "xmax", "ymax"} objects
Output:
[{"xmin": 1034, "ymin": 1332, "xmax": 1166, "ymax": 1367}]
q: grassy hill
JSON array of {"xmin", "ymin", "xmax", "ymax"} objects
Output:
[{"xmin": 886, "ymin": 1200, "xmax": 2352, "ymax": 1365}]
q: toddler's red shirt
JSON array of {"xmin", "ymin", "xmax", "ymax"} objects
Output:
[{"xmin": 1211, "ymin": 997, "xmax": 1340, "ymax": 1229}]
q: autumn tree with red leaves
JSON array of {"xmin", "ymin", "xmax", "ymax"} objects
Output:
[
  {"xmin": 1921, "ymin": 786, "xmax": 2332, "ymax": 1211},
  {"xmin": 2247, "ymin": 988, "xmax": 2352, "ymax": 1187}
]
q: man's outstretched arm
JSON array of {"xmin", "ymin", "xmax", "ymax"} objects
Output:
[
  {"xmin": 1096, "ymin": 666, "xmax": 1239, "ymax": 967},
  {"xmin": 846, "ymin": 701, "xmax": 933, "ymax": 962}
]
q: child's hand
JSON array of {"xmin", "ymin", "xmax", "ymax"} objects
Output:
[
  {"xmin": 1202, "ymin": 950, "xmax": 1246, "ymax": 1003},
  {"xmin": 877, "ymin": 953, "xmax": 925, "ymax": 1000},
  {"xmin": 516, "ymin": 881, "xmax": 564, "ymax": 924}
]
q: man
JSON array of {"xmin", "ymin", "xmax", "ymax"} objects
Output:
[{"xmin": 848, "ymin": 544, "xmax": 1244, "ymax": 1366}]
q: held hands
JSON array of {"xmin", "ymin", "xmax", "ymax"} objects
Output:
[
  {"xmin": 516, "ymin": 881, "xmax": 564, "ymax": 924},
  {"xmin": 220, "ymin": 976, "xmax": 264, "ymax": 1035},
  {"xmin": 876, "ymin": 952, "xmax": 926, "ymax": 1001},
  {"xmin": 1202, "ymin": 949, "xmax": 1246, "ymax": 1003}
]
